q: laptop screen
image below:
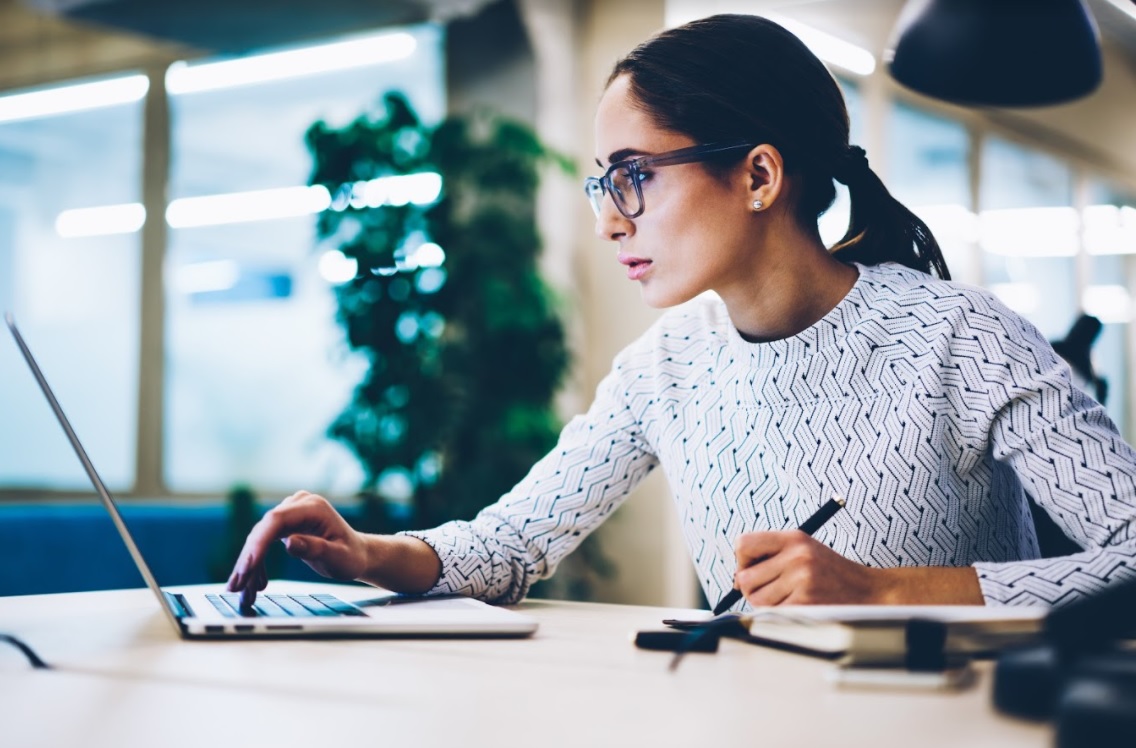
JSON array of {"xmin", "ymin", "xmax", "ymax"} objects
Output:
[{"xmin": 4, "ymin": 312, "xmax": 183, "ymax": 629}]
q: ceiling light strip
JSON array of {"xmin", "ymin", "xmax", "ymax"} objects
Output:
[
  {"xmin": 771, "ymin": 17, "xmax": 877, "ymax": 76},
  {"xmin": 0, "ymin": 75, "xmax": 150, "ymax": 124},
  {"xmin": 166, "ymin": 31, "xmax": 418, "ymax": 95},
  {"xmin": 57, "ymin": 173, "xmax": 443, "ymax": 237}
]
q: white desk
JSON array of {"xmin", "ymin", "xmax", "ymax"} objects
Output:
[{"xmin": 0, "ymin": 582, "xmax": 1048, "ymax": 748}]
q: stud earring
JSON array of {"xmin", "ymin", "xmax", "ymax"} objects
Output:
[{"xmin": 752, "ymin": 200, "xmax": 764, "ymax": 212}]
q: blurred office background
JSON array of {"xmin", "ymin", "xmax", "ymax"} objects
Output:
[{"xmin": 1, "ymin": 0, "xmax": 1135, "ymax": 606}]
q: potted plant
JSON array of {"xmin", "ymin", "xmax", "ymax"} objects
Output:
[{"xmin": 306, "ymin": 92, "xmax": 571, "ymax": 536}]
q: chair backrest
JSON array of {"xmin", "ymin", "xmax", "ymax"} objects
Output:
[{"xmin": 1027, "ymin": 495, "xmax": 1083, "ymax": 559}]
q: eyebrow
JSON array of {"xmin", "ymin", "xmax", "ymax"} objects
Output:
[{"xmin": 596, "ymin": 148, "xmax": 648, "ymax": 168}]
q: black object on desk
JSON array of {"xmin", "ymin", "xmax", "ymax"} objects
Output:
[
  {"xmin": 634, "ymin": 630, "xmax": 720, "ymax": 653},
  {"xmin": 992, "ymin": 576, "xmax": 1136, "ymax": 747}
]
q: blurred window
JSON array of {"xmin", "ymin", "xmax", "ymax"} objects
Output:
[
  {"xmin": 979, "ymin": 137, "xmax": 1077, "ymax": 340},
  {"xmin": 0, "ymin": 25, "xmax": 445, "ymax": 498},
  {"xmin": 1083, "ymin": 181, "xmax": 1136, "ymax": 436},
  {"xmin": 0, "ymin": 75, "xmax": 144, "ymax": 491},
  {"xmin": 886, "ymin": 100, "xmax": 975, "ymax": 284},
  {"xmin": 819, "ymin": 79, "xmax": 861, "ymax": 247},
  {"xmin": 164, "ymin": 25, "xmax": 445, "ymax": 494}
]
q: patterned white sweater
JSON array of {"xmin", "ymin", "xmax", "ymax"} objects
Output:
[{"xmin": 405, "ymin": 262, "xmax": 1136, "ymax": 607}]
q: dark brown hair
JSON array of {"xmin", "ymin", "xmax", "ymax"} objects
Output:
[{"xmin": 609, "ymin": 14, "xmax": 950, "ymax": 280}]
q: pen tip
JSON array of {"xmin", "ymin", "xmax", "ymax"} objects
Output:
[{"xmin": 834, "ymin": 494, "xmax": 846, "ymax": 507}]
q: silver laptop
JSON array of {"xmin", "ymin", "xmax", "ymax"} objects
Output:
[{"xmin": 5, "ymin": 311, "xmax": 537, "ymax": 639}]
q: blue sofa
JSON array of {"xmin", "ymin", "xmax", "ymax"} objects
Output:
[{"xmin": 0, "ymin": 502, "xmax": 328, "ymax": 596}]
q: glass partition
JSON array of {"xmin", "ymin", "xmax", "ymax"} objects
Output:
[
  {"xmin": 163, "ymin": 25, "xmax": 445, "ymax": 494},
  {"xmin": 1083, "ymin": 180, "xmax": 1136, "ymax": 436},
  {"xmin": 886, "ymin": 100, "xmax": 974, "ymax": 283},
  {"xmin": 0, "ymin": 75, "xmax": 144, "ymax": 490},
  {"xmin": 819, "ymin": 79, "xmax": 861, "ymax": 248},
  {"xmin": 979, "ymin": 137, "xmax": 1077, "ymax": 341}
]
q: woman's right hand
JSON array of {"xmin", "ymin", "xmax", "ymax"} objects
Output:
[{"xmin": 226, "ymin": 490, "xmax": 373, "ymax": 608}]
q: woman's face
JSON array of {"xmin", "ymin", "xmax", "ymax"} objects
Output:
[{"xmin": 593, "ymin": 75, "xmax": 763, "ymax": 309}]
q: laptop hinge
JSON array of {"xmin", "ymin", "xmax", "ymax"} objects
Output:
[{"xmin": 164, "ymin": 591, "xmax": 194, "ymax": 618}]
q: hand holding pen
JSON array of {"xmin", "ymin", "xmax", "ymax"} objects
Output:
[{"xmin": 713, "ymin": 494, "xmax": 847, "ymax": 614}]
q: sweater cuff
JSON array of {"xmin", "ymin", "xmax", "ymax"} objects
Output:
[
  {"xmin": 397, "ymin": 522, "xmax": 502, "ymax": 601},
  {"xmin": 973, "ymin": 552, "xmax": 1136, "ymax": 607}
]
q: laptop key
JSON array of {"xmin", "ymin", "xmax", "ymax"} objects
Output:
[
  {"xmin": 289, "ymin": 595, "xmax": 341, "ymax": 617},
  {"xmin": 207, "ymin": 594, "xmax": 238, "ymax": 618},
  {"xmin": 249, "ymin": 596, "xmax": 292, "ymax": 617},
  {"xmin": 311, "ymin": 593, "xmax": 367, "ymax": 616},
  {"xmin": 265, "ymin": 595, "xmax": 319, "ymax": 617},
  {"xmin": 220, "ymin": 593, "xmax": 264, "ymax": 617}
]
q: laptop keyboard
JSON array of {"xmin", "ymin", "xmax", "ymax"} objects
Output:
[{"xmin": 207, "ymin": 593, "xmax": 366, "ymax": 618}]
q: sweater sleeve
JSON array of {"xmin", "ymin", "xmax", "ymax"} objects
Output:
[
  {"xmin": 397, "ymin": 352, "xmax": 658, "ymax": 604},
  {"xmin": 974, "ymin": 316, "xmax": 1136, "ymax": 606}
]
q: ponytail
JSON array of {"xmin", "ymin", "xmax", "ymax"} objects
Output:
[
  {"xmin": 608, "ymin": 15, "xmax": 952, "ymax": 282},
  {"xmin": 830, "ymin": 146, "xmax": 951, "ymax": 280}
]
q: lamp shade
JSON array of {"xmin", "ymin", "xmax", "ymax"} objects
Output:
[{"xmin": 885, "ymin": 0, "xmax": 1103, "ymax": 107}]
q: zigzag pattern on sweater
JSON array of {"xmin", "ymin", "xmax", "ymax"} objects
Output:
[{"xmin": 406, "ymin": 263, "xmax": 1136, "ymax": 607}]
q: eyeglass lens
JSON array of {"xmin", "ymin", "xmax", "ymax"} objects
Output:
[
  {"xmin": 587, "ymin": 165, "xmax": 640, "ymax": 218},
  {"xmin": 609, "ymin": 165, "xmax": 639, "ymax": 216},
  {"xmin": 585, "ymin": 179, "xmax": 605, "ymax": 216}
]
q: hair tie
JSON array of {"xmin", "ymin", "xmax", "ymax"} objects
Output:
[{"xmin": 837, "ymin": 145, "xmax": 870, "ymax": 185}]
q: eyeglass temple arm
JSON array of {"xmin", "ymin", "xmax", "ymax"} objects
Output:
[{"xmin": 637, "ymin": 141, "xmax": 756, "ymax": 169}]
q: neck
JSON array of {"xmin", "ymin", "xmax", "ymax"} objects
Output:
[{"xmin": 719, "ymin": 231, "xmax": 859, "ymax": 344}]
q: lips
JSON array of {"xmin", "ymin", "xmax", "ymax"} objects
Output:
[{"xmin": 617, "ymin": 252, "xmax": 652, "ymax": 281}]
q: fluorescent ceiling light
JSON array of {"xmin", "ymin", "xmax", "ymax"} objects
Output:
[
  {"xmin": 58, "ymin": 173, "xmax": 443, "ymax": 234},
  {"xmin": 0, "ymin": 75, "xmax": 149, "ymax": 124},
  {"xmin": 771, "ymin": 17, "xmax": 877, "ymax": 76},
  {"xmin": 56, "ymin": 203, "xmax": 146, "ymax": 238},
  {"xmin": 979, "ymin": 206, "xmax": 1079, "ymax": 257},
  {"xmin": 1106, "ymin": 0, "xmax": 1136, "ymax": 22},
  {"xmin": 167, "ymin": 186, "xmax": 332, "ymax": 228},
  {"xmin": 166, "ymin": 31, "xmax": 418, "ymax": 95},
  {"xmin": 1084, "ymin": 204, "xmax": 1136, "ymax": 255},
  {"xmin": 662, "ymin": 8, "xmax": 875, "ymax": 76}
]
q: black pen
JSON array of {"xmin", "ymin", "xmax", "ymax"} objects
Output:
[{"xmin": 712, "ymin": 494, "xmax": 847, "ymax": 616}]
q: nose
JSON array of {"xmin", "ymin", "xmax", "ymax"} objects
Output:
[{"xmin": 593, "ymin": 194, "xmax": 633, "ymax": 242}]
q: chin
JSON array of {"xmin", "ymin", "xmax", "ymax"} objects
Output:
[{"xmin": 639, "ymin": 282, "xmax": 700, "ymax": 310}]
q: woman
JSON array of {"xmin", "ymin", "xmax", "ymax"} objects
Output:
[{"xmin": 228, "ymin": 15, "xmax": 1136, "ymax": 610}]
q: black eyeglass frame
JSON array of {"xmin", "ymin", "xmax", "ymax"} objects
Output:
[{"xmin": 584, "ymin": 140, "xmax": 756, "ymax": 219}]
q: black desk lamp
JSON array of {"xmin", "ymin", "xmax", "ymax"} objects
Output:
[{"xmin": 885, "ymin": 0, "xmax": 1104, "ymax": 107}]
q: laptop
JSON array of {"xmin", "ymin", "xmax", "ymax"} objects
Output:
[{"xmin": 4, "ymin": 311, "xmax": 538, "ymax": 639}]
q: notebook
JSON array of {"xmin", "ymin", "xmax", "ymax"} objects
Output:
[
  {"xmin": 5, "ymin": 311, "xmax": 538, "ymax": 639},
  {"xmin": 749, "ymin": 605, "xmax": 1048, "ymax": 664},
  {"xmin": 668, "ymin": 605, "xmax": 1049, "ymax": 666}
]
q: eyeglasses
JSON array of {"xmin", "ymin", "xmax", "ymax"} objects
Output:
[{"xmin": 584, "ymin": 140, "xmax": 755, "ymax": 219}]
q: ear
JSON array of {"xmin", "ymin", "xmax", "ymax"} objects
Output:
[{"xmin": 741, "ymin": 144, "xmax": 785, "ymax": 211}]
